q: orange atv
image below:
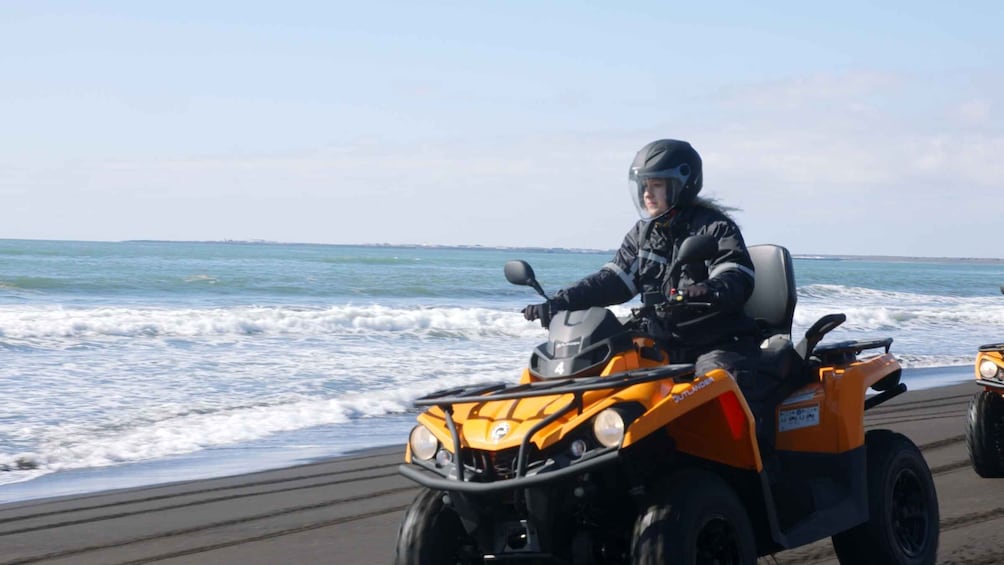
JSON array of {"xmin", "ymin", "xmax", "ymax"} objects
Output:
[
  {"xmin": 395, "ymin": 237, "xmax": 939, "ymax": 564},
  {"xmin": 966, "ymin": 285, "xmax": 1004, "ymax": 477}
]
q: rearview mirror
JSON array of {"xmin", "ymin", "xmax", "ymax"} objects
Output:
[
  {"xmin": 504, "ymin": 260, "xmax": 548, "ymax": 299},
  {"xmin": 504, "ymin": 260, "xmax": 536, "ymax": 286}
]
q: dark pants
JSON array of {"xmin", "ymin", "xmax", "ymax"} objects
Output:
[{"xmin": 695, "ymin": 336, "xmax": 775, "ymax": 453}]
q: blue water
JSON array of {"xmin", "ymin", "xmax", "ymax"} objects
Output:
[{"xmin": 1, "ymin": 239, "xmax": 1001, "ymax": 502}]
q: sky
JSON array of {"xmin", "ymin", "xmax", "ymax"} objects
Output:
[{"xmin": 1, "ymin": 2, "xmax": 1002, "ymax": 258}]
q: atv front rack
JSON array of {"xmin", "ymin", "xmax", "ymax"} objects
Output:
[
  {"xmin": 402, "ymin": 364, "xmax": 696, "ymax": 493},
  {"xmin": 414, "ymin": 363, "xmax": 697, "ymax": 406}
]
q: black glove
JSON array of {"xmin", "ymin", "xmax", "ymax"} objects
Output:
[
  {"xmin": 678, "ymin": 283, "xmax": 718, "ymax": 305},
  {"xmin": 680, "ymin": 282, "xmax": 711, "ymax": 299},
  {"xmin": 522, "ymin": 301, "xmax": 552, "ymax": 328}
]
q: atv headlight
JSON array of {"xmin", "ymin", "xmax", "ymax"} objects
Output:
[
  {"xmin": 980, "ymin": 360, "xmax": 1001, "ymax": 380},
  {"xmin": 409, "ymin": 425, "xmax": 439, "ymax": 461},
  {"xmin": 593, "ymin": 408, "xmax": 626, "ymax": 448}
]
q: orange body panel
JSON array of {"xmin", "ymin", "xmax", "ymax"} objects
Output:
[
  {"xmin": 413, "ymin": 340, "xmax": 760, "ymax": 470},
  {"xmin": 775, "ymin": 353, "xmax": 900, "ymax": 454},
  {"xmin": 625, "ymin": 368, "xmax": 760, "ymax": 470},
  {"xmin": 413, "ymin": 343, "xmax": 899, "ymax": 468},
  {"xmin": 418, "ymin": 341, "xmax": 669, "ymax": 452}
]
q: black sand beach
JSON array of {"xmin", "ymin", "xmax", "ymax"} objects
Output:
[{"xmin": 2, "ymin": 378, "xmax": 1002, "ymax": 564}]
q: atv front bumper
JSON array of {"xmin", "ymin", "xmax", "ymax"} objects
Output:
[
  {"xmin": 401, "ymin": 364, "xmax": 696, "ymax": 494},
  {"xmin": 399, "ymin": 448, "xmax": 620, "ymax": 494},
  {"xmin": 976, "ymin": 378, "xmax": 1004, "ymax": 391}
]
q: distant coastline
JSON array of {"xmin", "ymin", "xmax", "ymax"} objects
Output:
[
  {"xmin": 111, "ymin": 239, "xmax": 1004, "ymax": 263},
  {"xmin": 121, "ymin": 239, "xmax": 613, "ymax": 255},
  {"xmin": 4, "ymin": 238, "xmax": 1000, "ymax": 263},
  {"xmin": 794, "ymin": 254, "xmax": 1004, "ymax": 264}
]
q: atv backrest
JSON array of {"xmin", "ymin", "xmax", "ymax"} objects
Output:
[{"xmin": 744, "ymin": 244, "xmax": 797, "ymax": 340}]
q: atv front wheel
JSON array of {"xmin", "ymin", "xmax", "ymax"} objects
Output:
[
  {"xmin": 831, "ymin": 430, "xmax": 939, "ymax": 565},
  {"xmin": 394, "ymin": 488, "xmax": 481, "ymax": 565},
  {"xmin": 965, "ymin": 390, "xmax": 1004, "ymax": 477},
  {"xmin": 631, "ymin": 468, "xmax": 756, "ymax": 565}
]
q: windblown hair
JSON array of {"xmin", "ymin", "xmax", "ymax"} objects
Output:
[{"xmin": 691, "ymin": 196, "xmax": 742, "ymax": 225}]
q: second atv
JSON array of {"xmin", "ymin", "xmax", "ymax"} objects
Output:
[
  {"xmin": 395, "ymin": 237, "xmax": 940, "ymax": 564},
  {"xmin": 966, "ymin": 284, "xmax": 1004, "ymax": 478}
]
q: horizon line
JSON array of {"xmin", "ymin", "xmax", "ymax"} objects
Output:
[{"xmin": 3, "ymin": 237, "xmax": 1003, "ymax": 263}]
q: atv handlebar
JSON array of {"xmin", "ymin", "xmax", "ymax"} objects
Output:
[
  {"xmin": 670, "ymin": 298, "xmax": 715, "ymax": 309},
  {"xmin": 630, "ymin": 295, "xmax": 716, "ymax": 318}
]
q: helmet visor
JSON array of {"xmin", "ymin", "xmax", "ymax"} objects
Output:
[{"xmin": 628, "ymin": 163, "xmax": 692, "ymax": 220}]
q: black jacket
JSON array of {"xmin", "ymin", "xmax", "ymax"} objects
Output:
[{"xmin": 549, "ymin": 199, "xmax": 758, "ymax": 348}]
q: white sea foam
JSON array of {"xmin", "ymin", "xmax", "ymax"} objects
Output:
[
  {"xmin": 0, "ymin": 281, "xmax": 996, "ymax": 492},
  {"xmin": 4, "ymin": 240, "xmax": 999, "ymax": 501},
  {"xmin": 0, "ymin": 363, "xmax": 512, "ymax": 485},
  {"xmin": 793, "ymin": 287, "xmax": 1004, "ymax": 346},
  {"xmin": 1, "ymin": 294, "xmax": 996, "ymax": 343},
  {"xmin": 0, "ymin": 304, "xmax": 542, "ymax": 340},
  {"xmin": 894, "ymin": 353, "xmax": 975, "ymax": 369},
  {"xmin": 0, "ymin": 302, "xmax": 537, "ymax": 487},
  {"xmin": 795, "ymin": 304, "xmax": 1004, "ymax": 332}
]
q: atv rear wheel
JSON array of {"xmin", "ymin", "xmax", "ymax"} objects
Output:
[
  {"xmin": 965, "ymin": 390, "xmax": 1004, "ymax": 477},
  {"xmin": 394, "ymin": 488, "xmax": 481, "ymax": 565},
  {"xmin": 631, "ymin": 469, "xmax": 756, "ymax": 565},
  {"xmin": 831, "ymin": 430, "xmax": 939, "ymax": 565}
]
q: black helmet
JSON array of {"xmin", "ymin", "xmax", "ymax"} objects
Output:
[{"xmin": 628, "ymin": 139, "xmax": 703, "ymax": 219}]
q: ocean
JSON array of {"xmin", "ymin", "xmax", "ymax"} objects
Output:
[{"xmin": 1, "ymin": 239, "xmax": 1001, "ymax": 503}]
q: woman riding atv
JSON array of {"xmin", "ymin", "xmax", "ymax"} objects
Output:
[
  {"xmin": 395, "ymin": 140, "xmax": 939, "ymax": 564},
  {"xmin": 523, "ymin": 139, "xmax": 771, "ymax": 444}
]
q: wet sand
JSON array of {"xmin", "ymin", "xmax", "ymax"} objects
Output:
[{"xmin": 1, "ymin": 380, "xmax": 1002, "ymax": 564}]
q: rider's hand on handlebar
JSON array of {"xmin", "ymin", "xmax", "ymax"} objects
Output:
[
  {"xmin": 680, "ymin": 282, "xmax": 712, "ymax": 300},
  {"xmin": 666, "ymin": 283, "xmax": 719, "ymax": 307},
  {"xmin": 522, "ymin": 302, "xmax": 552, "ymax": 328}
]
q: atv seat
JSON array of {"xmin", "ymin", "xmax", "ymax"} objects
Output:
[
  {"xmin": 744, "ymin": 245, "xmax": 807, "ymax": 398},
  {"xmin": 744, "ymin": 246, "xmax": 851, "ymax": 404},
  {"xmin": 745, "ymin": 245, "xmax": 797, "ymax": 342}
]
